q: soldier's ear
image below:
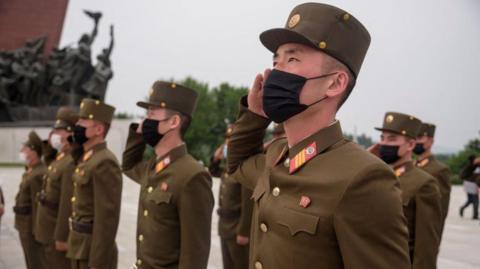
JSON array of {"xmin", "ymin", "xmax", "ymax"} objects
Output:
[
  {"xmin": 325, "ymin": 71, "xmax": 349, "ymax": 98},
  {"xmin": 169, "ymin": 114, "xmax": 181, "ymax": 130},
  {"xmin": 406, "ymin": 138, "xmax": 416, "ymax": 151},
  {"xmin": 94, "ymin": 123, "xmax": 106, "ymax": 137}
]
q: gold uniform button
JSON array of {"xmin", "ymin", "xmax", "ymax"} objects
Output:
[
  {"xmin": 71, "ymin": 197, "xmax": 76, "ymax": 203},
  {"xmin": 74, "ymin": 182, "xmax": 77, "ymax": 187},
  {"xmin": 138, "ymin": 234, "xmax": 144, "ymax": 242},
  {"xmin": 319, "ymin": 41, "xmax": 327, "ymax": 49},
  {"xmin": 283, "ymin": 158, "xmax": 290, "ymax": 168},
  {"xmin": 143, "ymin": 210, "xmax": 148, "ymax": 217},
  {"xmin": 48, "ymin": 166, "xmax": 52, "ymax": 171},
  {"xmin": 148, "ymin": 186, "xmax": 153, "ymax": 193},
  {"xmin": 343, "ymin": 13, "xmax": 350, "ymax": 21},
  {"xmin": 260, "ymin": 223, "xmax": 268, "ymax": 233},
  {"xmin": 255, "ymin": 261, "xmax": 263, "ymax": 269},
  {"xmin": 75, "ymin": 168, "xmax": 80, "ymax": 173},
  {"xmin": 272, "ymin": 187, "xmax": 280, "ymax": 197},
  {"xmin": 88, "ymin": 114, "xmax": 94, "ymax": 119},
  {"xmin": 137, "ymin": 259, "xmax": 142, "ymax": 265}
]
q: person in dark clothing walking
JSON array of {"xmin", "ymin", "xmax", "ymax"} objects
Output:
[{"xmin": 459, "ymin": 155, "xmax": 479, "ymax": 219}]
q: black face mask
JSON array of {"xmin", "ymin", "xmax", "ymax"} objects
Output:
[
  {"xmin": 73, "ymin": 125, "xmax": 88, "ymax": 145},
  {"xmin": 379, "ymin": 145, "xmax": 401, "ymax": 164},
  {"xmin": 413, "ymin": 143, "xmax": 425, "ymax": 155},
  {"xmin": 262, "ymin": 69, "xmax": 336, "ymax": 123},
  {"xmin": 142, "ymin": 118, "xmax": 170, "ymax": 147}
]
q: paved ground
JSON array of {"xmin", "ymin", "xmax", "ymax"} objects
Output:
[{"xmin": 0, "ymin": 167, "xmax": 479, "ymax": 269}]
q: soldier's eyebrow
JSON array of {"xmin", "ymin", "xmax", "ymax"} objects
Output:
[{"xmin": 273, "ymin": 46, "xmax": 304, "ymax": 59}]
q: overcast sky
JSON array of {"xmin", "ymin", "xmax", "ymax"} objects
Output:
[{"xmin": 60, "ymin": 0, "xmax": 480, "ymax": 153}]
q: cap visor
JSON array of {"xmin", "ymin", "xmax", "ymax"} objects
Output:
[
  {"xmin": 136, "ymin": 101, "xmax": 158, "ymax": 109},
  {"xmin": 53, "ymin": 122, "xmax": 69, "ymax": 129},
  {"xmin": 374, "ymin": 128, "xmax": 415, "ymax": 139},
  {"xmin": 260, "ymin": 28, "xmax": 317, "ymax": 53}
]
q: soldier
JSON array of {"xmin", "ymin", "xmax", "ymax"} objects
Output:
[
  {"xmin": 35, "ymin": 107, "xmax": 79, "ymax": 268},
  {"xmin": 122, "ymin": 81, "xmax": 214, "ymax": 269},
  {"xmin": 14, "ymin": 131, "xmax": 48, "ymax": 269},
  {"xmin": 66, "ymin": 99, "xmax": 122, "ymax": 269},
  {"xmin": 210, "ymin": 126, "xmax": 253, "ymax": 269},
  {"xmin": 414, "ymin": 122, "xmax": 451, "ymax": 238},
  {"xmin": 370, "ymin": 112, "xmax": 442, "ymax": 269},
  {"xmin": 227, "ymin": 3, "xmax": 410, "ymax": 269}
]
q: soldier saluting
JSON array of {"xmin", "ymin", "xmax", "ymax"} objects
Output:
[
  {"xmin": 227, "ymin": 3, "xmax": 410, "ymax": 269},
  {"xmin": 122, "ymin": 81, "xmax": 214, "ymax": 269}
]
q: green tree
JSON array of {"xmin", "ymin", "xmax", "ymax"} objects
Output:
[
  {"xmin": 179, "ymin": 77, "xmax": 248, "ymax": 164},
  {"xmin": 343, "ymin": 132, "xmax": 374, "ymax": 148},
  {"xmin": 447, "ymin": 138, "xmax": 480, "ymax": 174}
]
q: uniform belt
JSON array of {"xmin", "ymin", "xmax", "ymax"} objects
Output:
[
  {"xmin": 69, "ymin": 218, "xmax": 93, "ymax": 234},
  {"xmin": 132, "ymin": 262, "xmax": 154, "ymax": 269},
  {"xmin": 13, "ymin": 206, "xmax": 32, "ymax": 215},
  {"xmin": 39, "ymin": 198, "xmax": 59, "ymax": 210},
  {"xmin": 38, "ymin": 193, "xmax": 59, "ymax": 210},
  {"xmin": 217, "ymin": 208, "xmax": 241, "ymax": 219}
]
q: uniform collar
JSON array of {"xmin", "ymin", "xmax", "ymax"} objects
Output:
[
  {"xmin": 56, "ymin": 152, "xmax": 65, "ymax": 161},
  {"xmin": 154, "ymin": 143, "xmax": 187, "ymax": 174},
  {"xmin": 274, "ymin": 121, "xmax": 344, "ymax": 174},
  {"xmin": 26, "ymin": 161, "xmax": 43, "ymax": 174},
  {"xmin": 394, "ymin": 161, "xmax": 414, "ymax": 177},
  {"xmin": 416, "ymin": 154, "xmax": 433, "ymax": 168},
  {"xmin": 82, "ymin": 142, "xmax": 107, "ymax": 162}
]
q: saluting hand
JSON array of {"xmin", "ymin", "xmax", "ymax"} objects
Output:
[
  {"xmin": 247, "ymin": 69, "xmax": 271, "ymax": 118},
  {"xmin": 136, "ymin": 120, "xmax": 143, "ymax": 134},
  {"xmin": 213, "ymin": 144, "xmax": 225, "ymax": 161}
]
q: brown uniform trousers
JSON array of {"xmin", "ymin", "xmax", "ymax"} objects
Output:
[{"xmin": 14, "ymin": 163, "xmax": 48, "ymax": 269}]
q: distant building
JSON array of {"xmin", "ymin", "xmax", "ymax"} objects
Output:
[{"xmin": 0, "ymin": 0, "xmax": 69, "ymax": 56}]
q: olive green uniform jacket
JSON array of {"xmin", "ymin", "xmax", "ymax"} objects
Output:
[
  {"xmin": 417, "ymin": 155, "xmax": 451, "ymax": 235},
  {"xmin": 397, "ymin": 161, "xmax": 442, "ymax": 269},
  {"xmin": 122, "ymin": 124, "xmax": 214, "ymax": 269},
  {"xmin": 15, "ymin": 163, "xmax": 46, "ymax": 234},
  {"xmin": 35, "ymin": 152, "xmax": 75, "ymax": 243},
  {"xmin": 14, "ymin": 162, "xmax": 47, "ymax": 269},
  {"xmin": 227, "ymin": 102, "xmax": 411, "ymax": 269},
  {"xmin": 210, "ymin": 146, "xmax": 253, "ymax": 239},
  {"xmin": 35, "ymin": 151, "xmax": 75, "ymax": 267},
  {"xmin": 66, "ymin": 142, "xmax": 123, "ymax": 269}
]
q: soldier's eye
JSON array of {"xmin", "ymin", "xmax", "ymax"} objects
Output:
[{"xmin": 288, "ymin": 57, "xmax": 299, "ymax": 62}]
